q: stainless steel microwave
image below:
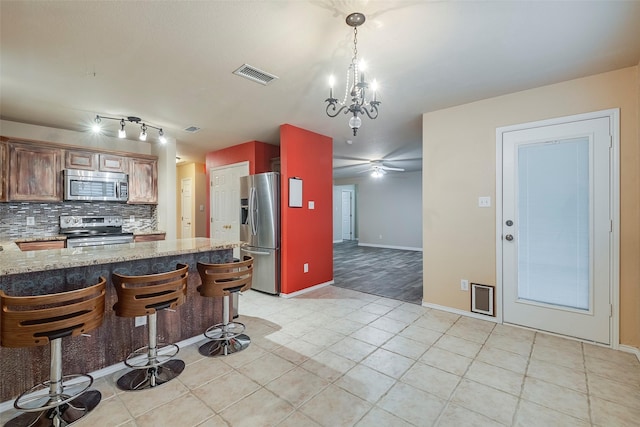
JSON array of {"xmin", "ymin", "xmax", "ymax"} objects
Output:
[{"xmin": 63, "ymin": 169, "xmax": 129, "ymax": 202}]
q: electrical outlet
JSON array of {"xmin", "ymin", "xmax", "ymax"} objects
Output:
[
  {"xmin": 379, "ymin": 234, "xmax": 383, "ymax": 239},
  {"xmin": 478, "ymin": 197, "xmax": 491, "ymax": 208},
  {"xmin": 135, "ymin": 316, "xmax": 147, "ymax": 327},
  {"xmin": 461, "ymin": 279, "xmax": 469, "ymax": 291},
  {"xmin": 129, "ymin": 215, "xmax": 135, "ymax": 223},
  {"xmin": 303, "ymin": 263, "xmax": 309, "ymax": 273},
  {"xmin": 26, "ymin": 217, "xmax": 35, "ymax": 226}
]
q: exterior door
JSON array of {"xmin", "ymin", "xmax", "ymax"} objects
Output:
[
  {"xmin": 210, "ymin": 163, "xmax": 249, "ymax": 256},
  {"xmin": 341, "ymin": 190, "xmax": 352, "ymax": 240},
  {"xmin": 501, "ymin": 115, "xmax": 613, "ymax": 344},
  {"xmin": 181, "ymin": 178, "xmax": 192, "ymax": 238}
]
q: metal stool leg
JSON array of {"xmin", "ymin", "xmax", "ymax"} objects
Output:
[
  {"xmin": 116, "ymin": 312, "xmax": 185, "ymax": 391},
  {"xmin": 198, "ymin": 293, "xmax": 250, "ymax": 357},
  {"xmin": 6, "ymin": 339, "xmax": 101, "ymax": 427}
]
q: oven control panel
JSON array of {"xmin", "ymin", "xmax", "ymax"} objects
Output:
[{"xmin": 60, "ymin": 215, "xmax": 124, "ymax": 229}]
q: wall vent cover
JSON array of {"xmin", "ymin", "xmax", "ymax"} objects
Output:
[
  {"xmin": 183, "ymin": 126, "xmax": 201, "ymax": 133},
  {"xmin": 233, "ymin": 64, "xmax": 278, "ymax": 85}
]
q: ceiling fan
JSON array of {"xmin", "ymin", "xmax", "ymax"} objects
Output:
[{"xmin": 359, "ymin": 160, "xmax": 405, "ymax": 177}]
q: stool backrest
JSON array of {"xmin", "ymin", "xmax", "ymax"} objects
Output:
[
  {"xmin": 0, "ymin": 278, "xmax": 106, "ymax": 348},
  {"xmin": 197, "ymin": 256, "xmax": 254, "ymax": 298},
  {"xmin": 112, "ymin": 263, "xmax": 189, "ymax": 317}
]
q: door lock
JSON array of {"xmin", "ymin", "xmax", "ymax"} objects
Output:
[{"xmin": 506, "ymin": 220, "xmax": 513, "ymax": 226}]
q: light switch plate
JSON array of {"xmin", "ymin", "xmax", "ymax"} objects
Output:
[{"xmin": 308, "ymin": 201, "xmax": 315, "ymax": 209}]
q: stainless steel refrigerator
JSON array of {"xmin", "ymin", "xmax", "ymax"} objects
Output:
[{"xmin": 239, "ymin": 172, "xmax": 280, "ymax": 295}]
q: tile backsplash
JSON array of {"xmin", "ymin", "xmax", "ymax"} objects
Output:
[{"xmin": 0, "ymin": 202, "xmax": 157, "ymax": 240}]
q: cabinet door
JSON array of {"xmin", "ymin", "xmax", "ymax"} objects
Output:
[
  {"xmin": 99, "ymin": 154, "xmax": 128, "ymax": 173},
  {"xmin": 65, "ymin": 150, "xmax": 98, "ymax": 170},
  {"xmin": 128, "ymin": 158, "xmax": 157, "ymax": 204},
  {"xmin": 0, "ymin": 142, "xmax": 6, "ymax": 201},
  {"xmin": 9, "ymin": 143, "xmax": 62, "ymax": 201}
]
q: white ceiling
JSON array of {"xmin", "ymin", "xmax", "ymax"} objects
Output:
[{"xmin": 2, "ymin": 1, "xmax": 640, "ymax": 178}]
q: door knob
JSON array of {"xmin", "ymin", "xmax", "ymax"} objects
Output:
[{"xmin": 505, "ymin": 234, "xmax": 514, "ymax": 241}]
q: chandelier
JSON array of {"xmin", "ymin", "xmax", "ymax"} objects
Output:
[
  {"xmin": 325, "ymin": 12, "xmax": 380, "ymax": 136},
  {"xmin": 92, "ymin": 115, "xmax": 167, "ymax": 144}
]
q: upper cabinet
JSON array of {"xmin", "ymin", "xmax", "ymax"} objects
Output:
[
  {"xmin": 1, "ymin": 138, "xmax": 158, "ymax": 203},
  {"xmin": 8, "ymin": 142, "xmax": 62, "ymax": 201},
  {"xmin": 0, "ymin": 141, "xmax": 6, "ymax": 201},
  {"xmin": 99, "ymin": 154, "xmax": 128, "ymax": 173},
  {"xmin": 65, "ymin": 150, "xmax": 98, "ymax": 170},
  {"xmin": 128, "ymin": 158, "xmax": 157, "ymax": 204}
]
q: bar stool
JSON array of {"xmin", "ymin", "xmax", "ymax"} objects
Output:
[
  {"xmin": 0, "ymin": 278, "xmax": 106, "ymax": 427},
  {"xmin": 111, "ymin": 263, "xmax": 188, "ymax": 391},
  {"xmin": 196, "ymin": 256, "xmax": 253, "ymax": 357}
]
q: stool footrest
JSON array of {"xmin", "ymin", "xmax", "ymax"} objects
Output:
[
  {"xmin": 204, "ymin": 321, "xmax": 246, "ymax": 341},
  {"xmin": 13, "ymin": 373, "xmax": 93, "ymax": 413},
  {"xmin": 124, "ymin": 343, "xmax": 180, "ymax": 369}
]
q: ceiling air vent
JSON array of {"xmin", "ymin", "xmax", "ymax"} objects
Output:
[
  {"xmin": 233, "ymin": 64, "xmax": 278, "ymax": 86},
  {"xmin": 183, "ymin": 126, "xmax": 201, "ymax": 133}
]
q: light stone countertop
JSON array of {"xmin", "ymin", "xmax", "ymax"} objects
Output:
[{"xmin": 0, "ymin": 238, "xmax": 243, "ymax": 276}]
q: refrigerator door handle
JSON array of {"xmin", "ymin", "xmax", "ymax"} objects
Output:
[
  {"xmin": 249, "ymin": 186, "xmax": 258, "ymax": 236},
  {"xmin": 242, "ymin": 249, "xmax": 271, "ymax": 256}
]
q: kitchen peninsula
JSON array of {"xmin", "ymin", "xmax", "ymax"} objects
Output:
[{"xmin": 0, "ymin": 238, "xmax": 242, "ymax": 403}]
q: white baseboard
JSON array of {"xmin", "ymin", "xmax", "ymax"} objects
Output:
[
  {"xmin": 422, "ymin": 301, "xmax": 499, "ymax": 323},
  {"xmin": 280, "ymin": 280, "xmax": 334, "ymax": 298},
  {"xmin": 358, "ymin": 243, "xmax": 423, "ymax": 252},
  {"xmin": 333, "ymin": 240, "xmax": 343, "ymax": 243},
  {"xmin": 619, "ymin": 344, "xmax": 640, "ymax": 362}
]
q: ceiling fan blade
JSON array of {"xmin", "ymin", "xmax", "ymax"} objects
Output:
[{"xmin": 380, "ymin": 165, "xmax": 405, "ymax": 171}]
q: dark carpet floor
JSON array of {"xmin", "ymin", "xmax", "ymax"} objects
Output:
[{"xmin": 333, "ymin": 240, "xmax": 423, "ymax": 305}]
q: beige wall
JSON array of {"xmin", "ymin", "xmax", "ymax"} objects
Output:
[
  {"xmin": 422, "ymin": 66, "xmax": 640, "ymax": 348},
  {"xmin": 176, "ymin": 162, "xmax": 208, "ymax": 238}
]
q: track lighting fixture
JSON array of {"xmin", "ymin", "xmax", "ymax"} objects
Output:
[{"xmin": 92, "ymin": 115, "xmax": 167, "ymax": 144}]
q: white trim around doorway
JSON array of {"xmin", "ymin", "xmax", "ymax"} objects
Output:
[{"xmin": 495, "ymin": 108, "xmax": 620, "ymax": 348}]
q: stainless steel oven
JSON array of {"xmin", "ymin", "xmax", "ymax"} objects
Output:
[{"xmin": 60, "ymin": 215, "xmax": 134, "ymax": 248}]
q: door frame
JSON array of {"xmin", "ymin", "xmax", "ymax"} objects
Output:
[
  {"xmin": 341, "ymin": 189, "xmax": 355, "ymax": 241},
  {"xmin": 495, "ymin": 108, "xmax": 620, "ymax": 347}
]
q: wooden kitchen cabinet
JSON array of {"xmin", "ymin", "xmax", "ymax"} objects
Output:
[
  {"xmin": 99, "ymin": 154, "xmax": 128, "ymax": 173},
  {"xmin": 128, "ymin": 158, "xmax": 157, "ymax": 204},
  {"xmin": 134, "ymin": 233, "xmax": 166, "ymax": 242},
  {"xmin": 8, "ymin": 143, "xmax": 62, "ymax": 201},
  {"xmin": 65, "ymin": 149, "xmax": 98, "ymax": 170},
  {"xmin": 16, "ymin": 240, "xmax": 66, "ymax": 251},
  {"xmin": 0, "ymin": 141, "xmax": 7, "ymax": 201}
]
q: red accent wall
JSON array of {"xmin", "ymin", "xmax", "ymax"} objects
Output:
[
  {"xmin": 280, "ymin": 124, "xmax": 333, "ymax": 295},
  {"xmin": 204, "ymin": 141, "xmax": 280, "ymax": 236}
]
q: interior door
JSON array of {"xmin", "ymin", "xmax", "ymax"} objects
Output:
[
  {"xmin": 341, "ymin": 190, "xmax": 352, "ymax": 240},
  {"xmin": 502, "ymin": 116, "xmax": 612, "ymax": 344},
  {"xmin": 210, "ymin": 163, "xmax": 249, "ymax": 256},
  {"xmin": 181, "ymin": 178, "xmax": 192, "ymax": 238}
]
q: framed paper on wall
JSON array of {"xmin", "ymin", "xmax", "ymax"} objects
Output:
[{"xmin": 289, "ymin": 177, "xmax": 302, "ymax": 207}]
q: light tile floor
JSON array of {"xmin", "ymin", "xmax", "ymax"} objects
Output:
[{"xmin": 2, "ymin": 286, "xmax": 639, "ymax": 426}]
